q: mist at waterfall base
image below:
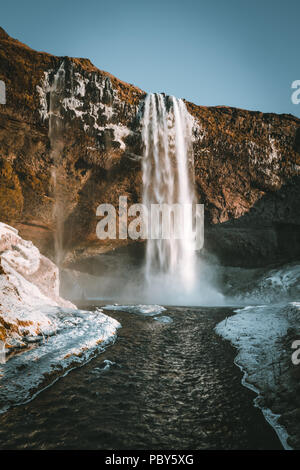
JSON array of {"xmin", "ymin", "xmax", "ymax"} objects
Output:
[
  {"xmin": 64, "ymin": 93, "xmax": 224, "ymax": 307},
  {"xmin": 136, "ymin": 257, "xmax": 225, "ymax": 306},
  {"xmin": 64, "ymin": 250, "xmax": 225, "ymax": 307}
]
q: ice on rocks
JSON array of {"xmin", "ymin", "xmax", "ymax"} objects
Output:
[
  {"xmin": 216, "ymin": 302, "xmax": 300, "ymax": 449},
  {"xmin": 0, "ymin": 223, "xmax": 120, "ymax": 411}
]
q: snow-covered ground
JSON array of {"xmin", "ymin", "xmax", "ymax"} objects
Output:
[
  {"xmin": 0, "ymin": 223, "xmax": 120, "ymax": 411},
  {"xmin": 103, "ymin": 304, "xmax": 174, "ymax": 323},
  {"xmin": 216, "ymin": 300, "xmax": 300, "ymax": 450},
  {"xmin": 102, "ymin": 304, "xmax": 166, "ymax": 316},
  {"xmin": 222, "ymin": 262, "xmax": 300, "ymax": 305},
  {"xmin": 1, "ymin": 222, "xmax": 299, "ymax": 448}
]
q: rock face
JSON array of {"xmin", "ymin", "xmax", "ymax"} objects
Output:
[{"xmin": 0, "ymin": 27, "xmax": 299, "ymax": 267}]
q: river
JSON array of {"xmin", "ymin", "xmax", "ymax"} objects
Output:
[{"xmin": 0, "ymin": 306, "xmax": 281, "ymax": 450}]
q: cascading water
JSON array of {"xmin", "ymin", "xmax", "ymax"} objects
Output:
[
  {"xmin": 49, "ymin": 63, "xmax": 66, "ymax": 266},
  {"xmin": 141, "ymin": 93, "xmax": 198, "ymax": 300}
]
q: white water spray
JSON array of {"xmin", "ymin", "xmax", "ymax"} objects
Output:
[
  {"xmin": 56, "ymin": 90, "xmax": 223, "ymax": 306},
  {"xmin": 49, "ymin": 63, "xmax": 66, "ymax": 266},
  {"xmin": 141, "ymin": 93, "xmax": 197, "ymax": 298}
]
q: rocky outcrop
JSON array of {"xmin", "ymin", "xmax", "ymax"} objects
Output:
[
  {"xmin": 206, "ymin": 176, "xmax": 300, "ymax": 267},
  {"xmin": 216, "ymin": 301, "xmax": 300, "ymax": 449},
  {"xmin": 0, "ymin": 222, "xmax": 121, "ymax": 412},
  {"xmin": 0, "ymin": 27, "xmax": 299, "ymax": 267},
  {"xmin": 0, "ymin": 222, "xmax": 73, "ymax": 348},
  {"xmin": 0, "ymin": 222, "xmax": 120, "ymax": 363}
]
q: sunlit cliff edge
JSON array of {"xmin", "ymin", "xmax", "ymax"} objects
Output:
[{"xmin": 0, "ymin": 27, "xmax": 299, "ymax": 268}]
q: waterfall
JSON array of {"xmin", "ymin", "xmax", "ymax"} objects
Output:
[
  {"xmin": 141, "ymin": 93, "xmax": 197, "ymax": 297},
  {"xmin": 49, "ymin": 63, "xmax": 66, "ymax": 266}
]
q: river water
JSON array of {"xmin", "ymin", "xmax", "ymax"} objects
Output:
[{"xmin": 0, "ymin": 306, "xmax": 281, "ymax": 450}]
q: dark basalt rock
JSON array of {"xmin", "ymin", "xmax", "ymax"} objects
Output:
[{"xmin": 206, "ymin": 176, "xmax": 300, "ymax": 267}]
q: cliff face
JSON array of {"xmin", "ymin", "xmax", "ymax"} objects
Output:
[{"xmin": 0, "ymin": 27, "xmax": 299, "ymax": 267}]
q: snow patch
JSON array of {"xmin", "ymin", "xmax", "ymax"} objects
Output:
[
  {"xmin": 0, "ymin": 307, "xmax": 119, "ymax": 413},
  {"xmin": 225, "ymin": 263, "xmax": 300, "ymax": 304},
  {"xmin": 216, "ymin": 302, "xmax": 300, "ymax": 450},
  {"xmin": 0, "ymin": 223, "xmax": 120, "ymax": 411},
  {"xmin": 36, "ymin": 71, "xmax": 51, "ymax": 121},
  {"xmin": 103, "ymin": 304, "xmax": 166, "ymax": 316},
  {"xmin": 154, "ymin": 315, "xmax": 173, "ymax": 324},
  {"xmin": 36, "ymin": 65, "xmax": 133, "ymax": 150}
]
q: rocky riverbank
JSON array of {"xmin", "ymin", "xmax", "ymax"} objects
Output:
[
  {"xmin": 216, "ymin": 302, "xmax": 300, "ymax": 449},
  {"xmin": 0, "ymin": 222, "xmax": 120, "ymax": 411},
  {"xmin": 0, "ymin": 306, "xmax": 283, "ymax": 450}
]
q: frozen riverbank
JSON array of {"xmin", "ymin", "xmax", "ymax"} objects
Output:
[
  {"xmin": 216, "ymin": 302, "xmax": 300, "ymax": 449},
  {"xmin": 0, "ymin": 306, "xmax": 282, "ymax": 450},
  {"xmin": 0, "ymin": 223, "xmax": 120, "ymax": 411}
]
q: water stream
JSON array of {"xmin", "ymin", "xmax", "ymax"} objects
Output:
[
  {"xmin": 49, "ymin": 63, "xmax": 66, "ymax": 266},
  {"xmin": 142, "ymin": 94, "xmax": 202, "ymax": 301}
]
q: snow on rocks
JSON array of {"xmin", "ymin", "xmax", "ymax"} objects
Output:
[
  {"xmin": 36, "ymin": 63, "xmax": 134, "ymax": 151},
  {"xmin": 36, "ymin": 71, "xmax": 51, "ymax": 121},
  {"xmin": 223, "ymin": 263, "xmax": 300, "ymax": 305},
  {"xmin": 103, "ymin": 304, "xmax": 167, "ymax": 316},
  {"xmin": 0, "ymin": 223, "xmax": 120, "ymax": 411},
  {"xmin": 0, "ymin": 222, "xmax": 72, "ymax": 348},
  {"xmin": 216, "ymin": 302, "xmax": 300, "ymax": 449}
]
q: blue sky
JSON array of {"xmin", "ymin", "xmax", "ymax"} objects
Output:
[{"xmin": 2, "ymin": 0, "xmax": 300, "ymax": 117}]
